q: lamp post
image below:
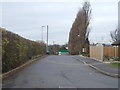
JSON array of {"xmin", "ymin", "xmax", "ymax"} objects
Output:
[
  {"xmin": 46, "ymin": 25, "xmax": 49, "ymax": 53},
  {"xmin": 41, "ymin": 26, "xmax": 45, "ymax": 42},
  {"xmin": 118, "ymin": 2, "xmax": 120, "ymax": 59},
  {"xmin": 41, "ymin": 25, "xmax": 49, "ymax": 54}
]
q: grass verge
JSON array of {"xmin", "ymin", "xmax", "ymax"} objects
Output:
[{"xmin": 110, "ymin": 63, "xmax": 120, "ymax": 68}]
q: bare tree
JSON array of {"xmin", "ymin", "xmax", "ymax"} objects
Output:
[
  {"xmin": 68, "ymin": 1, "xmax": 92, "ymax": 55},
  {"xmin": 83, "ymin": 1, "xmax": 92, "ymax": 36},
  {"xmin": 110, "ymin": 29, "xmax": 119, "ymax": 42}
]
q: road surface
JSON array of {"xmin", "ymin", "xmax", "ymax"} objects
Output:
[{"xmin": 3, "ymin": 55, "xmax": 118, "ymax": 88}]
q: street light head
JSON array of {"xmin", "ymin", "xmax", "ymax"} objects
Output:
[
  {"xmin": 42, "ymin": 26, "xmax": 45, "ymax": 28},
  {"xmin": 78, "ymin": 35, "xmax": 80, "ymax": 37}
]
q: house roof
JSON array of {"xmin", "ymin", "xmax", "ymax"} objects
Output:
[{"xmin": 112, "ymin": 39, "xmax": 120, "ymax": 45}]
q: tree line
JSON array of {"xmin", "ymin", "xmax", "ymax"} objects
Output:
[{"xmin": 1, "ymin": 28, "xmax": 46, "ymax": 73}]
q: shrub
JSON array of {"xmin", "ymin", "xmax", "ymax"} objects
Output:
[{"xmin": 1, "ymin": 28, "xmax": 46, "ymax": 73}]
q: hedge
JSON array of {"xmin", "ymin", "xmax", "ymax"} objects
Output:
[{"xmin": 1, "ymin": 28, "xmax": 46, "ymax": 73}]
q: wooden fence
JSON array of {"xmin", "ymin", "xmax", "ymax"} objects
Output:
[
  {"xmin": 104, "ymin": 46, "xmax": 118, "ymax": 57},
  {"xmin": 90, "ymin": 44, "xmax": 119, "ymax": 61},
  {"xmin": 90, "ymin": 44, "xmax": 103, "ymax": 60}
]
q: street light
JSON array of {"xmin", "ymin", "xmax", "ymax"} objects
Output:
[
  {"xmin": 78, "ymin": 29, "xmax": 80, "ymax": 37},
  {"xmin": 41, "ymin": 26, "xmax": 45, "ymax": 42},
  {"xmin": 46, "ymin": 25, "xmax": 49, "ymax": 54},
  {"xmin": 41, "ymin": 25, "xmax": 49, "ymax": 54}
]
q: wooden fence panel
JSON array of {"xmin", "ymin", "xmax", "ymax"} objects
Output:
[
  {"xmin": 90, "ymin": 44, "xmax": 103, "ymax": 60},
  {"xmin": 90, "ymin": 45, "xmax": 119, "ymax": 61},
  {"xmin": 104, "ymin": 46, "xmax": 118, "ymax": 57},
  {"xmin": 104, "ymin": 46, "xmax": 115, "ymax": 57}
]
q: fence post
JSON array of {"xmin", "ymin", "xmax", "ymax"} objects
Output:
[{"xmin": 101, "ymin": 44, "xmax": 104, "ymax": 61}]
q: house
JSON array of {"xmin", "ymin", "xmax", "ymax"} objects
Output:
[{"xmin": 112, "ymin": 39, "xmax": 120, "ymax": 46}]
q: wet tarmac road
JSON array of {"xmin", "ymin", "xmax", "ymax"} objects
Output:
[{"xmin": 3, "ymin": 55, "xmax": 118, "ymax": 88}]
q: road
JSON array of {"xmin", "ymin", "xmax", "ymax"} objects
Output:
[{"xmin": 3, "ymin": 55, "xmax": 118, "ymax": 88}]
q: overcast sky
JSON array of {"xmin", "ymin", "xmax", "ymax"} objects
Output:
[{"xmin": 0, "ymin": 0, "xmax": 119, "ymax": 45}]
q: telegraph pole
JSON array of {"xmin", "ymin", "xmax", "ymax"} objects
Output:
[
  {"xmin": 41, "ymin": 26, "xmax": 45, "ymax": 42},
  {"xmin": 46, "ymin": 25, "xmax": 49, "ymax": 53},
  {"xmin": 118, "ymin": 2, "xmax": 120, "ymax": 59}
]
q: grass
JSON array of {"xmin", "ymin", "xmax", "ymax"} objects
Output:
[{"xmin": 110, "ymin": 63, "xmax": 120, "ymax": 68}]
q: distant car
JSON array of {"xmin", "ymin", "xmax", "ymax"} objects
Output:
[{"xmin": 58, "ymin": 52, "xmax": 61, "ymax": 55}]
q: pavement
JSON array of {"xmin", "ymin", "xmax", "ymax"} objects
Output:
[
  {"xmin": 73, "ymin": 55, "xmax": 119, "ymax": 78},
  {"xmin": 3, "ymin": 55, "xmax": 118, "ymax": 88}
]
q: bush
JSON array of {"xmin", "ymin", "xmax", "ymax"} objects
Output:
[
  {"xmin": 1, "ymin": 28, "xmax": 46, "ymax": 73},
  {"xmin": 112, "ymin": 57, "xmax": 120, "ymax": 61},
  {"xmin": 80, "ymin": 52, "xmax": 89, "ymax": 57},
  {"xmin": 104, "ymin": 56, "xmax": 120, "ymax": 61}
]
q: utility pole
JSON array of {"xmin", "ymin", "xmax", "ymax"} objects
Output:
[
  {"xmin": 46, "ymin": 25, "xmax": 49, "ymax": 53},
  {"xmin": 53, "ymin": 41, "xmax": 54, "ymax": 45},
  {"xmin": 53, "ymin": 41, "xmax": 55, "ymax": 54},
  {"xmin": 41, "ymin": 26, "xmax": 45, "ymax": 42},
  {"xmin": 118, "ymin": 1, "xmax": 120, "ymax": 59}
]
